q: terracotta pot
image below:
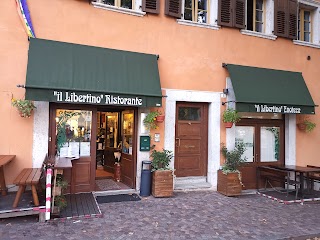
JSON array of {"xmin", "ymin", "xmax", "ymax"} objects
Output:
[
  {"xmin": 224, "ymin": 122, "xmax": 233, "ymax": 128},
  {"xmin": 156, "ymin": 115, "xmax": 165, "ymax": 122},
  {"xmin": 297, "ymin": 123, "xmax": 306, "ymax": 131}
]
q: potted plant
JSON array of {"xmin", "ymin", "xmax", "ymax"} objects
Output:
[
  {"xmin": 54, "ymin": 195, "xmax": 67, "ymax": 212},
  {"xmin": 155, "ymin": 112, "xmax": 165, "ymax": 123},
  {"xmin": 151, "ymin": 149, "xmax": 174, "ymax": 197},
  {"xmin": 222, "ymin": 108, "xmax": 240, "ymax": 128},
  {"xmin": 54, "ymin": 174, "xmax": 68, "ymax": 196},
  {"xmin": 11, "ymin": 98, "xmax": 36, "ymax": 118},
  {"xmin": 143, "ymin": 110, "xmax": 161, "ymax": 130},
  {"xmin": 297, "ymin": 119, "xmax": 316, "ymax": 133},
  {"xmin": 217, "ymin": 142, "xmax": 247, "ymax": 196}
]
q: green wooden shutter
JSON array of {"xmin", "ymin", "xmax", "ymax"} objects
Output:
[
  {"xmin": 218, "ymin": 0, "xmax": 233, "ymax": 27},
  {"xmin": 142, "ymin": 0, "xmax": 160, "ymax": 14},
  {"xmin": 288, "ymin": 0, "xmax": 298, "ymax": 39},
  {"xmin": 233, "ymin": 0, "xmax": 245, "ymax": 29},
  {"xmin": 274, "ymin": 0, "xmax": 288, "ymax": 37},
  {"xmin": 165, "ymin": 0, "xmax": 182, "ymax": 18}
]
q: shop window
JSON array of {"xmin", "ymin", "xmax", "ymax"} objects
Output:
[
  {"xmin": 55, "ymin": 109, "xmax": 92, "ymax": 157},
  {"xmin": 298, "ymin": 9, "xmax": 312, "ymax": 43},
  {"xmin": 246, "ymin": 0, "xmax": 264, "ymax": 33}
]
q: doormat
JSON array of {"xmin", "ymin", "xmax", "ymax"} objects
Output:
[{"xmin": 96, "ymin": 194, "xmax": 141, "ymax": 204}]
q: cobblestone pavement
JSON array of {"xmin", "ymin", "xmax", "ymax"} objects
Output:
[{"xmin": 0, "ymin": 191, "xmax": 320, "ymax": 240}]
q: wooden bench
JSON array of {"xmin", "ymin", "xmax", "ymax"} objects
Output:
[
  {"xmin": 12, "ymin": 155, "xmax": 49, "ymax": 208},
  {"xmin": 306, "ymin": 165, "xmax": 320, "ymax": 190},
  {"xmin": 258, "ymin": 166, "xmax": 300, "ymax": 199},
  {"xmin": 12, "ymin": 168, "xmax": 43, "ymax": 208}
]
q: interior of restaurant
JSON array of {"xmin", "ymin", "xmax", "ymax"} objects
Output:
[{"xmin": 95, "ymin": 110, "xmax": 134, "ymax": 191}]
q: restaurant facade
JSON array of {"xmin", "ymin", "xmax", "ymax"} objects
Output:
[{"xmin": 1, "ymin": 0, "xmax": 320, "ymax": 194}]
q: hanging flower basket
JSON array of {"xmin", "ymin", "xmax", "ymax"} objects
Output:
[
  {"xmin": 224, "ymin": 122, "xmax": 233, "ymax": 128},
  {"xmin": 156, "ymin": 115, "xmax": 165, "ymax": 123},
  {"xmin": 11, "ymin": 98, "xmax": 36, "ymax": 118},
  {"xmin": 297, "ymin": 123, "xmax": 306, "ymax": 131}
]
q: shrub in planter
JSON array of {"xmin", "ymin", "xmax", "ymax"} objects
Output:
[
  {"xmin": 151, "ymin": 149, "xmax": 174, "ymax": 197},
  {"xmin": 218, "ymin": 142, "xmax": 247, "ymax": 196}
]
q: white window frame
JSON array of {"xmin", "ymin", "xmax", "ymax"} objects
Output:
[
  {"xmin": 92, "ymin": 0, "xmax": 145, "ymax": 17},
  {"xmin": 294, "ymin": 0, "xmax": 320, "ymax": 48},
  {"xmin": 241, "ymin": 0, "xmax": 277, "ymax": 40},
  {"xmin": 298, "ymin": 8, "xmax": 312, "ymax": 42},
  {"xmin": 177, "ymin": 0, "xmax": 219, "ymax": 30}
]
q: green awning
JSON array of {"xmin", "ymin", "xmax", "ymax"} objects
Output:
[
  {"xmin": 25, "ymin": 38, "xmax": 162, "ymax": 107},
  {"xmin": 225, "ymin": 64, "xmax": 316, "ymax": 114}
]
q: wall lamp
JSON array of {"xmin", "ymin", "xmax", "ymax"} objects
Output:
[{"xmin": 223, "ymin": 88, "xmax": 228, "ymax": 95}]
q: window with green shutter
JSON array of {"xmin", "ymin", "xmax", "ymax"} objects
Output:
[
  {"xmin": 218, "ymin": 0, "xmax": 245, "ymax": 29},
  {"xmin": 274, "ymin": 0, "xmax": 297, "ymax": 39}
]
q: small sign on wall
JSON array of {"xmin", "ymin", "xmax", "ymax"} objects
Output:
[{"xmin": 154, "ymin": 133, "xmax": 160, "ymax": 142}]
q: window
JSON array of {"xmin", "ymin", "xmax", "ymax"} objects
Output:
[
  {"xmin": 102, "ymin": 0, "xmax": 134, "ymax": 9},
  {"xmin": 246, "ymin": 0, "xmax": 264, "ymax": 32},
  {"xmin": 298, "ymin": 9, "xmax": 312, "ymax": 42},
  {"xmin": 184, "ymin": 0, "xmax": 209, "ymax": 24},
  {"xmin": 92, "ymin": 0, "xmax": 159, "ymax": 15}
]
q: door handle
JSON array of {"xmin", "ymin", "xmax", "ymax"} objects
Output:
[{"xmin": 175, "ymin": 138, "xmax": 180, "ymax": 147}]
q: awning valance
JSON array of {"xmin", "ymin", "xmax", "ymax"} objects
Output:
[
  {"xmin": 224, "ymin": 64, "xmax": 316, "ymax": 114},
  {"xmin": 25, "ymin": 38, "xmax": 163, "ymax": 107}
]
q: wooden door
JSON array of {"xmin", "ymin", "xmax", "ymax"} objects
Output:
[
  {"xmin": 49, "ymin": 105, "xmax": 96, "ymax": 193},
  {"xmin": 236, "ymin": 119, "xmax": 285, "ymax": 189},
  {"xmin": 120, "ymin": 110, "xmax": 136, "ymax": 188},
  {"xmin": 175, "ymin": 102, "xmax": 208, "ymax": 177}
]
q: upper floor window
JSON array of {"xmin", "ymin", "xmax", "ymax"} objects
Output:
[
  {"xmin": 165, "ymin": 0, "xmax": 218, "ymax": 26},
  {"xmin": 184, "ymin": 0, "xmax": 209, "ymax": 24},
  {"xmin": 247, "ymin": 0, "xmax": 264, "ymax": 33},
  {"xmin": 298, "ymin": 9, "xmax": 311, "ymax": 42},
  {"xmin": 103, "ymin": 0, "xmax": 134, "ymax": 9},
  {"xmin": 92, "ymin": 0, "xmax": 160, "ymax": 14}
]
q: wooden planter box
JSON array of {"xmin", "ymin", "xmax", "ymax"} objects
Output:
[
  {"xmin": 217, "ymin": 170, "xmax": 242, "ymax": 196},
  {"xmin": 152, "ymin": 170, "xmax": 173, "ymax": 198}
]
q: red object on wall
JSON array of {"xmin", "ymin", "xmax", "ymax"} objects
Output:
[
  {"xmin": 156, "ymin": 115, "xmax": 165, "ymax": 122},
  {"xmin": 224, "ymin": 122, "xmax": 233, "ymax": 128}
]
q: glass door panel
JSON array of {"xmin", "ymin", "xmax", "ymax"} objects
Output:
[
  {"xmin": 121, "ymin": 110, "xmax": 134, "ymax": 155},
  {"xmin": 56, "ymin": 109, "xmax": 92, "ymax": 157},
  {"xmin": 235, "ymin": 126, "xmax": 255, "ymax": 162},
  {"xmin": 260, "ymin": 126, "xmax": 280, "ymax": 162}
]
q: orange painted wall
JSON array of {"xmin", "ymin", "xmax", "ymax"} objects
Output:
[{"xmin": 1, "ymin": 0, "xmax": 320, "ymax": 183}]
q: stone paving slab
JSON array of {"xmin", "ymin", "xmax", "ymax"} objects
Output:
[{"xmin": 0, "ymin": 191, "xmax": 320, "ymax": 240}]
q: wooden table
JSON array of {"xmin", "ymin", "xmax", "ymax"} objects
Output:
[
  {"xmin": 51, "ymin": 157, "xmax": 78, "ymax": 213},
  {"xmin": 265, "ymin": 165, "xmax": 320, "ymax": 196},
  {"xmin": 0, "ymin": 155, "xmax": 15, "ymax": 196}
]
